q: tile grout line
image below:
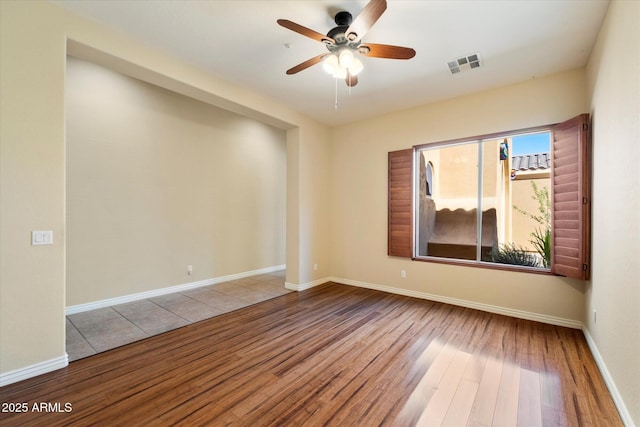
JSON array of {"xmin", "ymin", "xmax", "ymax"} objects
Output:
[
  {"xmin": 66, "ymin": 316, "xmax": 99, "ymax": 356},
  {"xmin": 110, "ymin": 305, "xmax": 153, "ymax": 338},
  {"xmin": 148, "ymin": 297, "xmax": 196, "ymax": 325}
]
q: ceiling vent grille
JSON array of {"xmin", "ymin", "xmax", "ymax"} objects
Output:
[{"xmin": 447, "ymin": 53, "xmax": 482, "ymax": 75}]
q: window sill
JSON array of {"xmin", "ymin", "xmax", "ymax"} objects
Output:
[{"xmin": 413, "ymin": 256, "xmax": 554, "ymax": 276}]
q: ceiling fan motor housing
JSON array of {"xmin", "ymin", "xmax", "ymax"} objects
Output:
[
  {"xmin": 327, "ymin": 11, "xmax": 355, "ymax": 45},
  {"xmin": 327, "ymin": 26, "xmax": 349, "ymax": 45},
  {"xmin": 334, "ymin": 11, "xmax": 353, "ymax": 26}
]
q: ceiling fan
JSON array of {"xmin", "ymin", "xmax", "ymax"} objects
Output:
[{"xmin": 277, "ymin": 0, "xmax": 416, "ymax": 87}]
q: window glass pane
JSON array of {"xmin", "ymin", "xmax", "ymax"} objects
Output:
[
  {"xmin": 485, "ymin": 132, "xmax": 551, "ymax": 268},
  {"xmin": 415, "ymin": 131, "xmax": 551, "ymax": 270},
  {"xmin": 417, "ymin": 142, "xmax": 479, "ymax": 260}
]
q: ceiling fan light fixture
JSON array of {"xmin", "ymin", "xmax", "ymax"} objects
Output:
[
  {"xmin": 333, "ymin": 66, "xmax": 348, "ymax": 79},
  {"xmin": 323, "ymin": 51, "xmax": 363, "ymax": 79},
  {"xmin": 323, "ymin": 54, "xmax": 339, "ymax": 75},
  {"xmin": 349, "ymin": 58, "xmax": 364, "ymax": 76},
  {"xmin": 339, "ymin": 49, "xmax": 354, "ymax": 68}
]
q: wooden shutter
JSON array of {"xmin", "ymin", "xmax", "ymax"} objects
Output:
[
  {"xmin": 388, "ymin": 149, "xmax": 413, "ymax": 258},
  {"xmin": 551, "ymin": 114, "xmax": 591, "ymax": 279}
]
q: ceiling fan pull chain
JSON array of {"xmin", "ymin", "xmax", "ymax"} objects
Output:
[{"xmin": 334, "ymin": 77, "xmax": 339, "ymax": 110}]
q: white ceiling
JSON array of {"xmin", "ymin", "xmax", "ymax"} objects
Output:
[{"xmin": 52, "ymin": 0, "xmax": 610, "ymax": 127}]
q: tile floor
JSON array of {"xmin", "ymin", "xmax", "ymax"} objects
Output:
[{"xmin": 66, "ymin": 270, "xmax": 290, "ymax": 362}]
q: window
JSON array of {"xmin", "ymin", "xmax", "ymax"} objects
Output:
[{"xmin": 388, "ymin": 114, "xmax": 591, "ymax": 280}]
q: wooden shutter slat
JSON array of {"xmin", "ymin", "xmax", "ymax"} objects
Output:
[
  {"xmin": 389, "ymin": 213, "xmax": 411, "ymax": 220},
  {"xmin": 555, "ymin": 163, "xmax": 579, "ymax": 176},
  {"xmin": 551, "ymin": 114, "xmax": 591, "ymax": 279},
  {"xmin": 556, "ymin": 255, "xmax": 580, "ymax": 266},
  {"xmin": 555, "ymin": 201, "xmax": 580, "ymax": 212},
  {"xmin": 390, "ymin": 200, "xmax": 411, "ymax": 206},
  {"xmin": 555, "ymin": 229, "xmax": 580, "ymax": 239},
  {"xmin": 554, "ymin": 182, "xmax": 579, "ymax": 194},
  {"xmin": 556, "ymin": 237, "xmax": 580, "ymax": 248},
  {"xmin": 553, "ymin": 153, "xmax": 579, "ymax": 168},
  {"xmin": 555, "ymin": 210, "xmax": 579, "ymax": 221},
  {"xmin": 555, "ymin": 220, "xmax": 580, "ymax": 229},
  {"xmin": 388, "ymin": 149, "xmax": 413, "ymax": 258},
  {"xmin": 554, "ymin": 265, "xmax": 582, "ymax": 278},
  {"xmin": 554, "ymin": 144, "xmax": 578, "ymax": 155},
  {"xmin": 555, "ymin": 192, "xmax": 578, "ymax": 203}
]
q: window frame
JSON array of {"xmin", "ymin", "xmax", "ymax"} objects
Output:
[
  {"xmin": 387, "ymin": 115, "xmax": 591, "ymax": 279},
  {"xmin": 414, "ymin": 126, "xmax": 552, "ymax": 272}
]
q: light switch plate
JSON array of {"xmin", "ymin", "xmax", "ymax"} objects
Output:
[{"xmin": 32, "ymin": 230, "xmax": 53, "ymax": 246}]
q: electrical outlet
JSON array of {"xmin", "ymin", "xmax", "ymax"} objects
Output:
[
  {"xmin": 31, "ymin": 230, "xmax": 53, "ymax": 246},
  {"xmin": 187, "ymin": 265, "xmax": 193, "ymax": 276},
  {"xmin": 593, "ymin": 310, "xmax": 597, "ymax": 323},
  {"xmin": 401, "ymin": 270, "xmax": 406, "ymax": 278},
  {"xmin": 314, "ymin": 263, "xmax": 318, "ymax": 271}
]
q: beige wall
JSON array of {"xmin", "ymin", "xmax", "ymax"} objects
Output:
[
  {"xmin": 586, "ymin": 0, "xmax": 640, "ymax": 424},
  {"xmin": 330, "ymin": 69, "xmax": 588, "ymax": 322},
  {"xmin": 66, "ymin": 57, "xmax": 286, "ymax": 306},
  {"xmin": 1, "ymin": 0, "xmax": 331, "ymax": 375},
  {"xmin": 1, "ymin": 0, "xmax": 67, "ymax": 374}
]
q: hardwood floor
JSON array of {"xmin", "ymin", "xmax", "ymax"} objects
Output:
[{"xmin": 0, "ymin": 283, "xmax": 622, "ymax": 426}]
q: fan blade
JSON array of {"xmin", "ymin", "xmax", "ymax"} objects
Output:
[
  {"xmin": 345, "ymin": 0, "xmax": 387, "ymax": 42},
  {"xmin": 277, "ymin": 19, "xmax": 335, "ymax": 45},
  {"xmin": 346, "ymin": 72, "xmax": 358, "ymax": 87},
  {"xmin": 359, "ymin": 43, "xmax": 416, "ymax": 59},
  {"xmin": 286, "ymin": 54, "xmax": 329, "ymax": 75}
]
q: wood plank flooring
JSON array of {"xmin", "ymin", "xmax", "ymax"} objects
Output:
[{"xmin": 0, "ymin": 282, "xmax": 622, "ymax": 426}]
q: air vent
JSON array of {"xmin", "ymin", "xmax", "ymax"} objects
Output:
[{"xmin": 447, "ymin": 53, "xmax": 482, "ymax": 75}]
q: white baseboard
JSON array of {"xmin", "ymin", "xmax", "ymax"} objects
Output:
[
  {"xmin": 326, "ymin": 277, "xmax": 582, "ymax": 329},
  {"xmin": 66, "ymin": 265, "xmax": 286, "ymax": 315},
  {"xmin": 582, "ymin": 327, "xmax": 635, "ymax": 427},
  {"xmin": 0, "ymin": 354, "xmax": 69, "ymax": 387},
  {"xmin": 282, "ymin": 276, "xmax": 581, "ymax": 328},
  {"xmin": 285, "ymin": 277, "xmax": 330, "ymax": 291}
]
